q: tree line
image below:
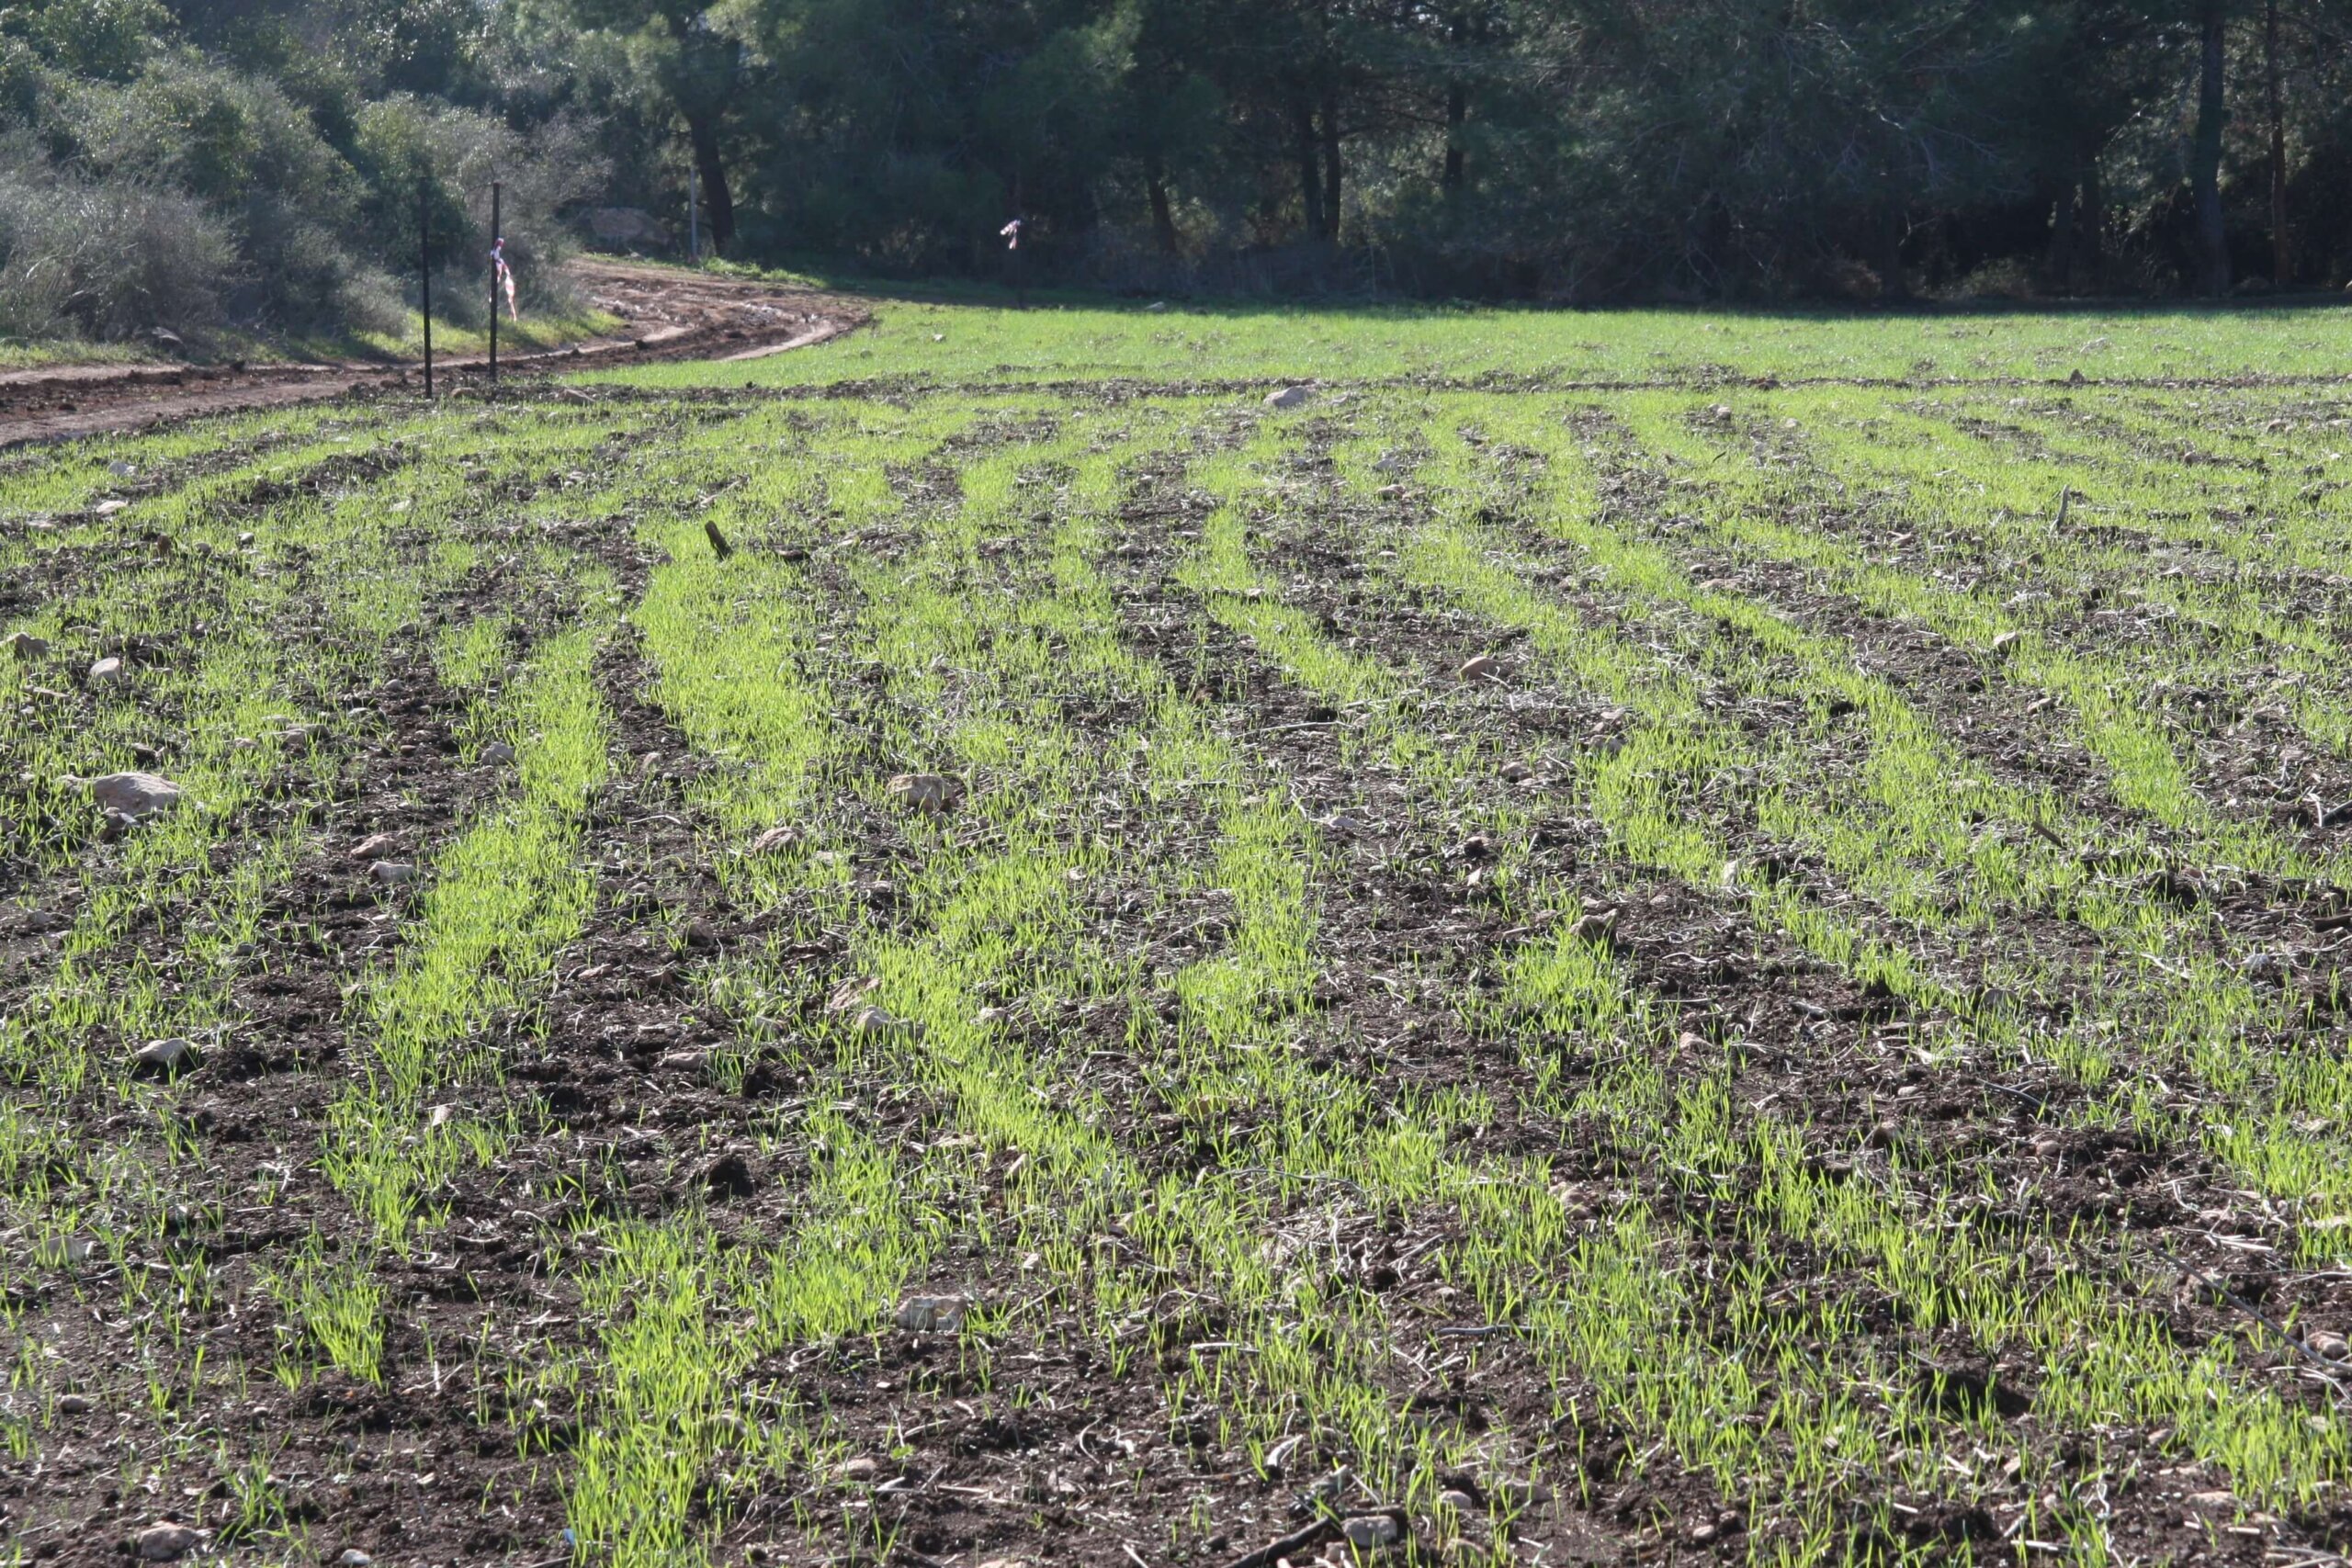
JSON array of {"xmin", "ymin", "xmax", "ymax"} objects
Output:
[
  {"xmin": 626, "ymin": 0, "xmax": 2352, "ymax": 299},
  {"xmin": 3, "ymin": 0, "xmax": 2349, "ymax": 344}
]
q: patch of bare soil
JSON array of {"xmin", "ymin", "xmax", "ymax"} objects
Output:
[{"xmin": 0, "ymin": 260, "xmax": 866, "ymax": 449}]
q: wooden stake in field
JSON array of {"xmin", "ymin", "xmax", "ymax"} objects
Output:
[
  {"xmin": 419, "ymin": 181, "xmax": 434, "ymax": 400},
  {"xmin": 489, "ymin": 180, "xmax": 502, "ymax": 385}
]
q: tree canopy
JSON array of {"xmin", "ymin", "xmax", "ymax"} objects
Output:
[{"xmin": 3, "ymin": 0, "xmax": 2350, "ymax": 337}]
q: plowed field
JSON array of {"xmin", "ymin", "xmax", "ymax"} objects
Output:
[{"xmin": 7, "ymin": 301, "xmax": 2352, "ymax": 1567}]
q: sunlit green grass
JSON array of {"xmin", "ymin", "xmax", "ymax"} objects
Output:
[{"xmin": 599, "ymin": 296, "xmax": 2352, "ymax": 393}]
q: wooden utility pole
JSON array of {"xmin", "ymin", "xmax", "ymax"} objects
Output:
[
  {"xmin": 2267, "ymin": 0, "xmax": 2289, "ymax": 287},
  {"xmin": 419, "ymin": 181, "xmax": 433, "ymax": 399}
]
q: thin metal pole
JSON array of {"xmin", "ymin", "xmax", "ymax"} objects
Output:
[
  {"xmin": 489, "ymin": 181, "xmax": 501, "ymax": 385},
  {"xmin": 419, "ymin": 180, "xmax": 433, "ymax": 399},
  {"xmin": 687, "ymin": 157, "xmax": 698, "ymax": 265}
]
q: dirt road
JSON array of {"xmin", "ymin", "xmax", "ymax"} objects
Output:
[{"xmin": 0, "ymin": 258, "xmax": 865, "ymax": 448}]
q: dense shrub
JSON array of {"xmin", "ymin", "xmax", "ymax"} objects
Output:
[{"xmin": 0, "ymin": 148, "xmax": 235, "ymax": 341}]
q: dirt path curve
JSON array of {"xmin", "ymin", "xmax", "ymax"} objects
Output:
[{"xmin": 0, "ymin": 257, "xmax": 866, "ymax": 449}]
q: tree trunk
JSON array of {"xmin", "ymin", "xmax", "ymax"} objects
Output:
[
  {"xmin": 2045, "ymin": 180, "xmax": 2077, "ymax": 293},
  {"xmin": 2078, "ymin": 148, "xmax": 2106, "ymax": 290},
  {"xmin": 1443, "ymin": 6, "xmax": 1472, "ymax": 196},
  {"xmin": 1443, "ymin": 79, "xmax": 1466, "ymax": 193},
  {"xmin": 1145, "ymin": 150, "xmax": 1179, "ymax": 255},
  {"xmin": 1318, "ymin": 93, "xmax": 1342, "ymax": 242},
  {"xmin": 686, "ymin": 111, "xmax": 735, "ymax": 255},
  {"xmin": 1293, "ymin": 96, "xmax": 1324, "ymax": 241},
  {"xmin": 1877, "ymin": 198, "xmax": 1908, "ymax": 299},
  {"xmin": 2267, "ymin": 0, "xmax": 2288, "ymax": 286},
  {"xmin": 2192, "ymin": 8, "xmax": 2230, "ymax": 297}
]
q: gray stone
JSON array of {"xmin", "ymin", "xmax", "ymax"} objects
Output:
[
  {"xmin": 136, "ymin": 1523, "xmax": 203, "ymax": 1562},
  {"xmin": 848, "ymin": 1003, "xmax": 923, "ymax": 1040},
  {"xmin": 132, "ymin": 1037, "xmax": 198, "ymax": 1075},
  {"xmin": 1341, "ymin": 1514, "xmax": 1403, "ymax": 1549},
  {"xmin": 90, "ymin": 770, "xmax": 181, "ymax": 819},
  {"xmin": 894, "ymin": 1295, "xmax": 967, "ymax": 1333},
  {"xmin": 887, "ymin": 772, "xmax": 964, "ymax": 813}
]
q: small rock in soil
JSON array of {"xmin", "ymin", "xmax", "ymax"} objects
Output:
[
  {"xmin": 894, "ymin": 1295, "xmax": 968, "ymax": 1333},
  {"xmin": 1264, "ymin": 386, "xmax": 1314, "ymax": 410},
  {"xmin": 750, "ymin": 825, "xmax": 798, "ymax": 854},
  {"xmin": 131, "ymin": 1037, "xmax": 198, "ymax": 1075},
  {"xmin": 36, "ymin": 1235, "xmax": 93, "ymax": 1268},
  {"xmin": 887, "ymin": 772, "xmax": 965, "ymax": 813},
  {"xmin": 480, "ymin": 740, "xmax": 517, "ymax": 765},
  {"xmin": 1457, "ymin": 654, "xmax": 1501, "ymax": 682},
  {"xmin": 1566, "ymin": 908, "xmax": 1619, "ymax": 943},
  {"xmin": 1341, "ymin": 1514, "xmax": 1403, "ymax": 1549},
  {"xmin": 349, "ymin": 833, "xmax": 397, "ymax": 860},
  {"xmin": 5, "ymin": 630, "xmax": 47, "ymax": 660},
  {"xmin": 90, "ymin": 771, "xmax": 183, "ymax": 819},
  {"xmin": 88, "ymin": 655, "xmax": 127, "ymax": 683},
  {"xmin": 370, "ymin": 861, "xmax": 420, "ymax": 886},
  {"xmin": 1438, "ymin": 1488, "xmax": 1476, "ymax": 1511},
  {"xmin": 847, "ymin": 1003, "xmax": 923, "ymax": 1040},
  {"xmin": 135, "ymin": 1523, "xmax": 204, "ymax": 1562}
]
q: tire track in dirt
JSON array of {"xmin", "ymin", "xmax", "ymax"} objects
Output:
[{"xmin": 0, "ymin": 260, "xmax": 867, "ymax": 450}]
